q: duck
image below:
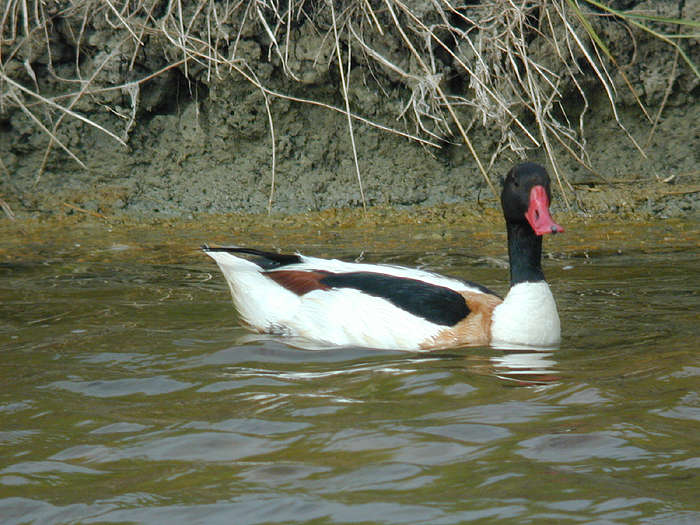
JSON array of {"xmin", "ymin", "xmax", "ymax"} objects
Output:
[{"xmin": 203, "ymin": 162, "xmax": 564, "ymax": 350}]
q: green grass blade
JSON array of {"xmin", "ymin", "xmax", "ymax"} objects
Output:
[{"xmin": 578, "ymin": 0, "xmax": 700, "ymax": 79}]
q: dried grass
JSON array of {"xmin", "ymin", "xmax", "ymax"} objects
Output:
[{"xmin": 1, "ymin": 0, "xmax": 698, "ymax": 212}]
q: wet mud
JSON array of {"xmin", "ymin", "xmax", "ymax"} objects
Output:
[{"xmin": 0, "ymin": 1, "xmax": 698, "ymax": 220}]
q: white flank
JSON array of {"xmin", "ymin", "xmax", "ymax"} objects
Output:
[
  {"xmin": 205, "ymin": 251, "xmax": 448, "ymax": 350},
  {"xmin": 290, "ymin": 288, "xmax": 443, "ymax": 350},
  {"xmin": 490, "ymin": 281, "xmax": 561, "ymax": 347}
]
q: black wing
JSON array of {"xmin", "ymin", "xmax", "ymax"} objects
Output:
[{"xmin": 319, "ymin": 272, "xmax": 470, "ymax": 327}]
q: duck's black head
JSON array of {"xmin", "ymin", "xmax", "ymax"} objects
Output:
[{"xmin": 501, "ymin": 163, "xmax": 563, "ymax": 235}]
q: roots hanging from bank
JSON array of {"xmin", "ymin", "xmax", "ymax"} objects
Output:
[{"xmin": 1, "ymin": 0, "xmax": 697, "ymax": 210}]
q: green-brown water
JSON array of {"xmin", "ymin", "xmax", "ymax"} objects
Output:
[{"xmin": 1, "ymin": 216, "xmax": 698, "ymax": 524}]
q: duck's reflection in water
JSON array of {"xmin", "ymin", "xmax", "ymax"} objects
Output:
[
  {"xmin": 489, "ymin": 344, "xmax": 559, "ymax": 385},
  {"xmin": 232, "ymin": 334, "xmax": 560, "ymax": 386}
]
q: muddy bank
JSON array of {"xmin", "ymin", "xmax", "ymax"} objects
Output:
[{"xmin": 1, "ymin": 1, "xmax": 698, "ymax": 220}]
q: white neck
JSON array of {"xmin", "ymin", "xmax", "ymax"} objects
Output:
[{"xmin": 490, "ymin": 281, "xmax": 561, "ymax": 347}]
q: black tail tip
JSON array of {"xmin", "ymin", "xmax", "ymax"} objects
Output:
[{"xmin": 200, "ymin": 243, "xmax": 244, "ymax": 253}]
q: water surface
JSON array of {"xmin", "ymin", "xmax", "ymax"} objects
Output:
[{"xmin": 1, "ymin": 218, "xmax": 698, "ymax": 524}]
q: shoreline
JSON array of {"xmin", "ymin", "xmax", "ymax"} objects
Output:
[{"xmin": 2, "ymin": 189, "xmax": 697, "ymax": 267}]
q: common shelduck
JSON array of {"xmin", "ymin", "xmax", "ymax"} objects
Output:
[{"xmin": 203, "ymin": 163, "xmax": 564, "ymax": 350}]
